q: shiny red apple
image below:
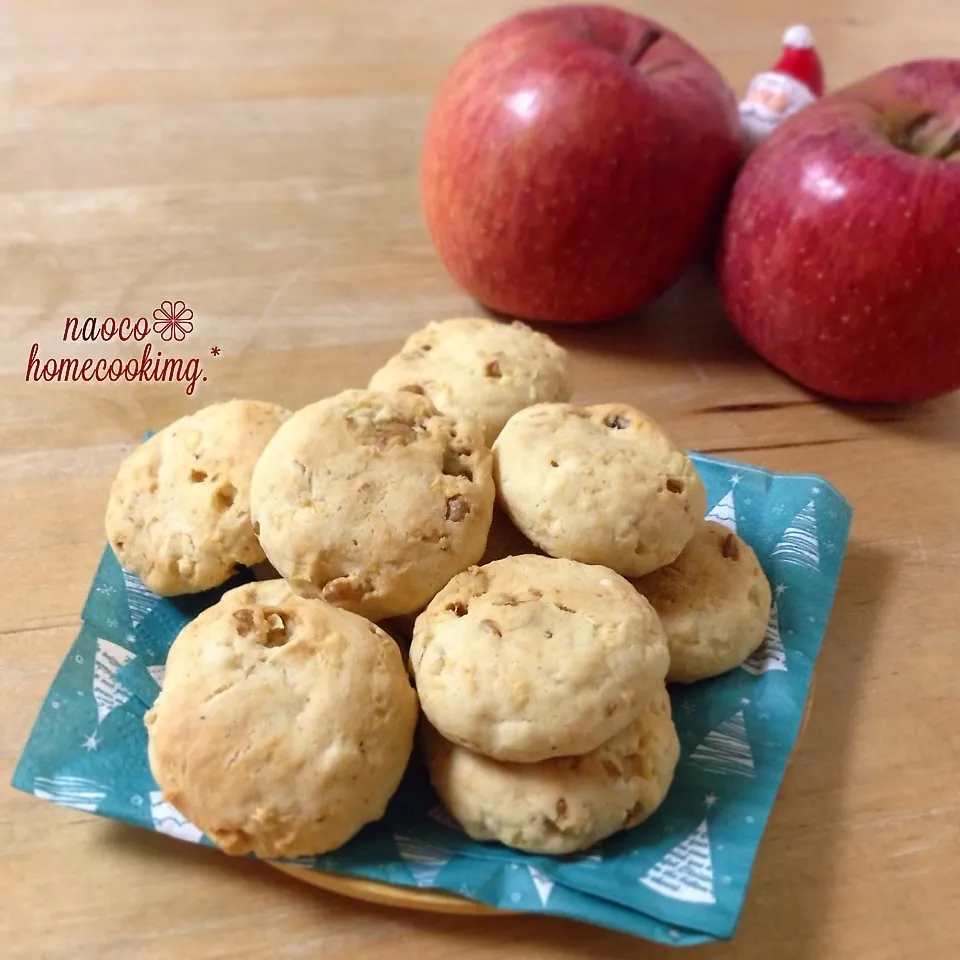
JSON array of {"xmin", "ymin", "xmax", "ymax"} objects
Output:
[
  {"xmin": 719, "ymin": 59, "xmax": 960, "ymax": 402},
  {"xmin": 420, "ymin": 4, "xmax": 742, "ymax": 323}
]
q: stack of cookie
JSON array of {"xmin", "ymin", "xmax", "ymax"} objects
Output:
[
  {"xmin": 410, "ymin": 555, "xmax": 680, "ymax": 854},
  {"xmin": 105, "ymin": 314, "xmax": 772, "ymax": 861}
]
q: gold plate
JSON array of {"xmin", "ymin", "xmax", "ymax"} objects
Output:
[
  {"xmin": 270, "ymin": 678, "xmax": 816, "ymax": 916},
  {"xmin": 270, "ymin": 863, "xmax": 503, "ymax": 915}
]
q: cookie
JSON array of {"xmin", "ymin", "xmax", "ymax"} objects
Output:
[
  {"xmin": 105, "ymin": 399, "xmax": 291, "ymax": 595},
  {"xmin": 421, "ymin": 684, "xmax": 679, "ymax": 854},
  {"xmin": 368, "ymin": 317, "xmax": 573, "ymax": 444},
  {"xmin": 145, "ymin": 579, "xmax": 418, "ymax": 859},
  {"xmin": 492, "ymin": 402, "xmax": 706, "ymax": 577},
  {"xmin": 633, "ymin": 521, "xmax": 773, "ymax": 683},
  {"xmin": 409, "ymin": 555, "xmax": 669, "ymax": 762},
  {"xmin": 250, "ymin": 388, "xmax": 495, "ymax": 621}
]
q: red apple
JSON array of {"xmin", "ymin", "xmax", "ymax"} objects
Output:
[
  {"xmin": 420, "ymin": 4, "xmax": 742, "ymax": 323},
  {"xmin": 719, "ymin": 59, "xmax": 960, "ymax": 402}
]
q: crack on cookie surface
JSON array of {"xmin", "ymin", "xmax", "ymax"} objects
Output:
[
  {"xmin": 721, "ymin": 533, "xmax": 740, "ymax": 561},
  {"xmin": 604, "ymin": 412, "xmax": 630, "ymax": 430},
  {"xmin": 442, "ymin": 448, "xmax": 474, "ymax": 480},
  {"xmin": 601, "ymin": 759, "xmax": 621, "ymax": 778},
  {"xmin": 233, "ymin": 608, "xmax": 256, "ymax": 636},
  {"xmin": 445, "ymin": 495, "xmax": 470, "ymax": 522}
]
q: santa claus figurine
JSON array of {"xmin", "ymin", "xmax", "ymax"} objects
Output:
[{"xmin": 739, "ymin": 25, "xmax": 825, "ymax": 150}]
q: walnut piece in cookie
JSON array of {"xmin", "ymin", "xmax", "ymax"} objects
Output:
[
  {"xmin": 632, "ymin": 521, "xmax": 773, "ymax": 683},
  {"xmin": 409, "ymin": 554, "xmax": 669, "ymax": 762},
  {"xmin": 421, "ymin": 683, "xmax": 679, "ymax": 854},
  {"xmin": 369, "ymin": 317, "xmax": 573, "ymax": 445},
  {"xmin": 492, "ymin": 402, "xmax": 706, "ymax": 577},
  {"xmin": 145, "ymin": 579, "xmax": 419, "ymax": 858},
  {"xmin": 250, "ymin": 388, "xmax": 495, "ymax": 621},
  {"xmin": 105, "ymin": 399, "xmax": 291, "ymax": 595}
]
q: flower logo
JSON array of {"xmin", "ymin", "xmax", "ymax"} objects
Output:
[{"xmin": 152, "ymin": 300, "xmax": 194, "ymax": 342}]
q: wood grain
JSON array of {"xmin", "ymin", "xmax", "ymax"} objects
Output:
[{"xmin": 2, "ymin": 1, "xmax": 959, "ymax": 958}]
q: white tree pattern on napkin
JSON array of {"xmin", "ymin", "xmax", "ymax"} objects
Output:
[
  {"xmin": 34, "ymin": 775, "xmax": 107, "ymax": 812},
  {"xmin": 640, "ymin": 818, "xmax": 716, "ymax": 905},
  {"xmin": 705, "ymin": 488, "xmax": 737, "ymax": 533},
  {"xmin": 123, "ymin": 569, "xmax": 159, "ymax": 628},
  {"xmin": 147, "ymin": 664, "xmax": 166, "ymax": 688},
  {"xmin": 93, "ymin": 638, "xmax": 136, "ymax": 723},
  {"xmin": 149, "ymin": 791, "xmax": 204, "ymax": 843},
  {"xmin": 742, "ymin": 602, "xmax": 788, "ymax": 675},
  {"xmin": 772, "ymin": 500, "xmax": 820, "ymax": 570},
  {"xmin": 394, "ymin": 833, "xmax": 450, "ymax": 887},
  {"xmin": 689, "ymin": 710, "xmax": 755, "ymax": 778},
  {"xmin": 528, "ymin": 866, "xmax": 554, "ymax": 907}
]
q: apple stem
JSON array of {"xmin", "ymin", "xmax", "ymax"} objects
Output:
[
  {"xmin": 627, "ymin": 27, "xmax": 662, "ymax": 66},
  {"xmin": 933, "ymin": 132, "xmax": 960, "ymax": 160},
  {"xmin": 904, "ymin": 113, "xmax": 960, "ymax": 160}
]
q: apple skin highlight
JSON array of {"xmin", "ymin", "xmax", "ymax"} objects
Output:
[
  {"xmin": 420, "ymin": 4, "xmax": 743, "ymax": 324},
  {"xmin": 719, "ymin": 59, "xmax": 960, "ymax": 403}
]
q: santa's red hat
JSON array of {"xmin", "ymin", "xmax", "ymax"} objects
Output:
[{"xmin": 772, "ymin": 25, "xmax": 824, "ymax": 97}]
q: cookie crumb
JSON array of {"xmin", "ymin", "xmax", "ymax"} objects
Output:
[
  {"xmin": 214, "ymin": 483, "xmax": 236, "ymax": 511},
  {"xmin": 375, "ymin": 421, "xmax": 417, "ymax": 449},
  {"xmin": 322, "ymin": 578, "xmax": 367, "ymax": 605},
  {"xmin": 261, "ymin": 609, "xmax": 291, "ymax": 647}
]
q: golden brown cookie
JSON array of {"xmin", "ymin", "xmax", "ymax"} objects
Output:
[
  {"xmin": 421, "ymin": 684, "xmax": 679, "ymax": 854},
  {"xmin": 369, "ymin": 317, "xmax": 573, "ymax": 444},
  {"xmin": 633, "ymin": 521, "xmax": 773, "ymax": 683},
  {"xmin": 105, "ymin": 400, "xmax": 291, "ymax": 595},
  {"xmin": 250, "ymin": 388, "xmax": 495, "ymax": 621},
  {"xmin": 145, "ymin": 580, "xmax": 418, "ymax": 858},
  {"xmin": 409, "ymin": 555, "xmax": 669, "ymax": 762},
  {"xmin": 493, "ymin": 402, "xmax": 706, "ymax": 577}
]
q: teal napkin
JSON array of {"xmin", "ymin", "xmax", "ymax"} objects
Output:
[{"xmin": 12, "ymin": 453, "xmax": 852, "ymax": 946}]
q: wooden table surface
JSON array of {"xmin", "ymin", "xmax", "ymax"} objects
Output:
[{"xmin": 3, "ymin": 1, "xmax": 959, "ymax": 957}]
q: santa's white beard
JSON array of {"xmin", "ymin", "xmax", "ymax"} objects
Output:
[{"xmin": 739, "ymin": 71, "xmax": 817, "ymax": 148}]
